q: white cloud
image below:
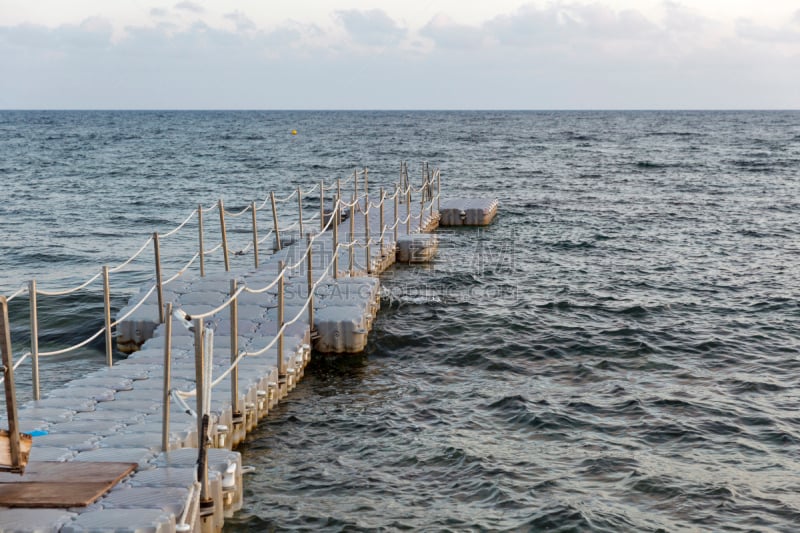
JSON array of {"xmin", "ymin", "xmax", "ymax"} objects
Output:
[
  {"xmin": 334, "ymin": 9, "xmax": 406, "ymax": 46},
  {"xmin": 736, "ymin": 18, "xmax": 800, "ymax": 43},
  {"xmin": 420, "ymin": 14, "xmax": 485, "ymax": 50},
  {"xmin": 174, "ymin": 1, "xmax": 204, "ymax": 14},
  {"xmin": 0, "ymin": 1, "xmax": 799, "ymax": 109},
  {"xmin": 224, "ymin": 11, "xmax": 256, "ymax": 32}
]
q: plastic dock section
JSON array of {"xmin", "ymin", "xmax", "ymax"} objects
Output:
[{"xmin": 0, "ymin": 165, "xmax": 497, "ymax": 532}]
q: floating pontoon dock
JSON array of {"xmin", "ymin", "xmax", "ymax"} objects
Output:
[{"xmin": 0, "ymin": 163, "xmax": 497, "ymax": 532}]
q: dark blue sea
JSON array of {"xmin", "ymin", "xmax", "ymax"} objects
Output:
[{"xmin": 1, "ymin": 110, "xmax": 800, "ymax": 531}]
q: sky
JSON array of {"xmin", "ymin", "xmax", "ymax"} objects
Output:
[{"xmin": 0, "ymin": 0, "xmax": 799, "ymax": 109}]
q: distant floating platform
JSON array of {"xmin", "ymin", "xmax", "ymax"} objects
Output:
[{"xmin": 439, "ymin": 198, "xmax": 498, "ymax": 226}]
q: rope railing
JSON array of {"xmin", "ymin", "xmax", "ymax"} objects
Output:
[
  {"xmin": 223, "ymin": 204, "xmax": 252, "ymax": 218},
  {"xmin": 5, "ymin": 163, "xmax": 438, "ymax": 431},
  {"xmin": 186, "ymin": 284, "xmax": 248, "ymax": 321},
  {"xmin": 168, "ymin": 202, "xmax": 348, "ymax": 401},
  {"xmin": 301, "ymin": 182, "xmax": 320, "ymax": 196},
  {"xmin": 0, "ymin": 351, "xmax": 30, "ymax": 385},
  {"xmin": 36, "ymin": 271, "xmax": 103, "ymax": 297},
  {"xmin": 151, "ymin": 164, "xmax": 440, "ymax": 496},
  {"xmin": 204, "ymin": 242, "xmax": 224, "ymax": 255},
  {"xmin": 272, "ymin": 190, "xmax": 298, "ymax": 203},
  {"xmin": 109, "ymin": 236, "xmax": 154, "ymax": 273},
  {"xmin": 172, "ymin": 236, "xmax": 343, "ymax": 402},
  {"xmin": 6, "ymin": 286, "xmax": 27, "ymax": 302},
  {"xmin": 110, "ymin": 284, "xmax": 157, "ymax": 327},
  {"xmin": 201, "ymin": 201, "xmax": 219, "ymax": 214},
  {"xmin": 38, "ymin": 323, "xmax": 107, "ymax": 357},
  {"xmin": 161, "ymin": 253, "xmax": 200, "ymax": 287},
  {"xmin": 161, "ymin": 210, "xmax": 198, "ymax": 239}
]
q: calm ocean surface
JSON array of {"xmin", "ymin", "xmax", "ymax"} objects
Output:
[{"xmin": 1, "ymin": 110, "xmax": 800, "ymax": 531}]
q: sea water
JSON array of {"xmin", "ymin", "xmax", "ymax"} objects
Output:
[{"xmin": 1, "ymin": 110, "xmax": 799, "ymax": 531}]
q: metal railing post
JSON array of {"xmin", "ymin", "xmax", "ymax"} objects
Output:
[
  {"xmin": 364, "ymin": 168, "xmax": 369, "ymax": 202},
  {"xmin": 277, "ymin": 261, "xmax": 285, "ymax": 379},
  {"xmin": 353, "ymin": 169, "xmax": 359, "ymax": 214},
  {"xmin": 162, "ymin": 302, "xmax": 173, "ymax": 452},
  {"xmin": 437, "ymin": 170, "xmax": 441, "ymax": 212},
  {"xmin": 198, "ymin": 204, "xmax": 205, "ymax": 277},
  {"xmin": 28, "ymin": 279, "xmax": 40, "ymax": 401},
  {"xmin": 394, "ymin": 186, "xmax": 399, "ymax": 245},
  {"xmin": 193, "ymin": 316, "xmax": 210, "ymax": 502},
  {"xmin": 379, "ymin": 187, "xmax": 385, "ymax": 255},
  {"xmin": 230, "ymin": 280, "xmax": 239, "ymax": 420},
  {"xmin": 297, "ymin": 186, "xmax": 304, "ymax": 238},
  {"xmin": 332, "ymin": 197, "xmax": 339, "ymax": 280},
  {"xmin": 219, "ymin": 199, "xmax": 230, "ymax": 271},
  {"xmin": 320, "ymin": 180, "xmax": 325, "ymax": 231},
  {"xmin": 336, "ymin": 179, "xmax": 342, "ymax": 226},
  {"xmin": 430, "ymin": 174, "xmax": 435, "ymax": 218},
  {"xmin": 306, "ymin": 233, "xmax": 314, "ymax": 331},
  {"xmin": 420, "ymin": 193, "xmax": 425, "ymax": 232},
  {"xmin": 349, "ymin": 192, "xmax": 356, "ymax": 276},
  {"xmin": 103, "ymin": 266, "xmax": 113, "ymax": 366},
  {"xmin": 251, "ymin": 201, "xmax": 259, "ymax": 269},
  {"xmin": 0, "ymin": 296, "xmax": 23, "ymax": 472},
  {"xmin": 422, "ymin": 162, "xmax": 426, "ymax": 202},
  {"xmin": 270, "ymin": 192, "xmax": 282, "ymax": 251},
  {"xmin": 153, "ymin": 233, "xmax": 165, "ymax": 323},
  {"xmin": 364, "ymin": 207, "xmax": 371, "ymax": 274},
  {"xmin": 406, "ymin": 187, "xmax": 411, "ymax": 235}
]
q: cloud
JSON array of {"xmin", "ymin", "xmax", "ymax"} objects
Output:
[
  {"xmin": 150, "ymin": 8, "xmax": 168, "ymax": 18},
  {"xmin": 0, "ymin": 1, "xmax": 799, "ymax": 109},
  {"xmin": 661, "ymin": 1, "xmax": 711, "ymax": 33},
  {"xmin": 174, "ymin": 1, "xmax": 204, "ymax": 14},
  {"xmin": 335, "ymin": 9, "xmax": 406, "ymax": 46},
  {"xmin": 224, "ymin": 11, "xmax": 256, "ymax": 32},
  {"xmin": 420, "ymin": 14, "xmax": 485, "ymax": 50},
  {"xmin": 736, "ymin": 18, "xmax": 800, "ymax": 42},
  {"xmin": 483, "ymin": 2, "xmax": 659, "ymax": 47},
  {"xmin": 0, "ymin": 17, "xmax": 113, "ymax": 50}
]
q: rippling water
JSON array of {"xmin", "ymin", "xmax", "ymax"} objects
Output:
[{"xmin": 2, "ymin": 110, "xmax": 800, "ymax": 531}]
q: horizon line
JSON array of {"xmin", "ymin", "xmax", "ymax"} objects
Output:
[{"xmin": 1, "ymin": 108, "xmax": 799, "ymax": 112}]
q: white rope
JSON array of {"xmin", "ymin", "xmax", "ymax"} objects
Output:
[
  {"xmin": 36, "ymin": 270, "xmax": 103, "ymax": 297},
  {"xmin": 302, "ymin": 182, "xmax": 320, "ymax": 195},
  {"xmin": 0, "ymin": 352, "xmax": 31, "ymax": 385},
  {"xmin": 170, "ymin": 388, "xmax": 198, "ymax": 417},
  {"xmin": 177, "ymin": 481, "xmax": 201, "ymax": 530},
  {"xmin": 201, "ymin": 201, "xmax": 219, "ymax": 214},
  {"xmin": 231, "ymin": 242, "xmax": 253, "ymax": 254},
  {"xmin": 204, "ymin": 242, "xmax": 223, "ymax": 255},
  {"xmin": 165, "ymin": 239, "xmax": 339, "ymax": 398},
  {"xmin": 162, "ymin": 253, "xmax": 200, "ymax": 287},
  {"xmin": 279, "ymin": 220, "xmax": 300, "ymax": 233},
  {"xmin": 6, "ymin": 286, "xmax": 27, "ymax": 302},
  {"xmin": 255, "ymin": 195, "xmax": 270, "ymax": 212},
  {"xmin": 109, "ymin": 236, "xmax": 154, "ymax": 273},
  {"xmin": 388, "ymin": 213, "xmax": 413, "ymax": 230},
  {"xmin": 385, "ymin": 187, "xmax": 401, "ymax": 200},
  {"xmin": 161, "ymin": 210, "xmax": 198, "ymax": 239},
  {"xmin": 39, "ymin": 323, "xmax": 107, "ymax": 357},
  {"xmin": 273, "ymin": 190, "xmax": 297, "ymax": 203},
  {"xmin": 110, "ymin": 284, "xmax": 157, "ymax": 327},
  {"xmin": 241, "ymin": 265, "xmax": 288, "ymax": 295},
  {"xmin": 189, "ymin": 284, "xmax": 247, "ymax": 320},
  {"xmin": 257, "ymin": 230, "xmax": 275, "ymax": 245},
  {"xmin": 224, "ymin": 204, "xmax": 252, "ymax": 218}
]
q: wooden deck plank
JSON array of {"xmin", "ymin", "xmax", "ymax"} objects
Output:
[{"xmin": 0, "ymin": 461, "xmax": 136, "ymax": 508}]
